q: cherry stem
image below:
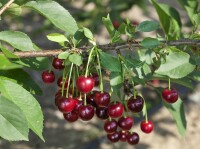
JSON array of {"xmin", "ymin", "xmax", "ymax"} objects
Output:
[
  {"xmin": 85, "ymin": 47, "xmax": 95, "ymax": 77},
  {"xmin": 168, "ymin": 77, "xmax": 171, "ymax": 90},
  {"xmin": 84, "ymin": 93, "xmax": 87, "ymax": 106},
  {"xmin": 131, "ymin": 80, "xmax": 136, "ymax": 99},
  {"xmin": 48, "ymin": 57, "xmax": 54, "ymax": 73},
  {"xmin": 72, "ymin": 67, "xmax": 75, "ymax": 96},
  {"xmin": 96, "ymin": 50, "xmax": 103, "ymax": 92},
  {"xmin": 129, "ymin": 127, "xmax": 134, "ymax": 134},
  {"xmin": 144, "ymin": 100, "xmax": 148, "ymax": 123},
  {"xmin": 61, "ymin": 60, "xmax": 68, "ymax": 97},
  {"xmin": 66, "ymin": 63, "xmax": 74, "ymax": 98}
]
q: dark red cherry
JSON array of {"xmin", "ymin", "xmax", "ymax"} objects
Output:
[
  {"xmin": 86, "ymin": 91, "xmax": 98, "ymax": 108},
  {"xmin": 126, "ymin": 132, "xmax": 139, "ymax": 145},
  {"xmin": 92, "ymin": 73, "xmax": 99, "ymax": 86},
  {"xmin": 94, "ymin": 91, "xmax": 110, "ymax": 107},
  {"xmin": 107, "ymin": 102, "xmax": 124, "ymax": 118},
  {"xmin": 78, "ymin": 105, "xmax": 94, "ymax": 121},
  {"xmin": 63, "ymin": 111, "xmax": 78, "ymax": 122},
  {"xmin": 52, "ymin": 58, "xmax": 64, "ymax": 70},
  {"xmin": 162, "ymin": 88, "xmax": 178, "ymax": 103},
  {"xmin": 73, "ymin": 98, "xmax": 83, "ymax": 112},
  {"xmin": 57, "ymin": 77, "xmax": 69, "ymax": 88},
  {"xmin": 112, "ymin": 21, "xmax": 120, "ymax": 29},
  {"xmin": 107, "ymin": 131, "xmax": 120, "ymax": 143},
  {"xmin": 57, "ymin": 97, "xmax": 76, "ymax": 113},
  {"xmin": 118, "ymin": 116, "xmax": 134, "ymax": 131},
  {"xmin": 127, "ymin": 95, "xmax": 144, "ymax": 113},
  {"xmin": 104, "ymin": 119, "xmax": 118, "ymax": 134},
  {"xmin": 140, "ymin": 120, "xmax": 154, "ymax": 134},
  {"xmin": 76, "ymin": 76, "xmax": 95, "ymax": 93},
  {"xmin": 95, "ymin": 107, "xmax": 109, "ymax": 120},
  {"xmin": 42, "ymin": 70, "xmax": 55, "ymax": 83},
  {"xmin": 119, "ymin": 130, "xmax": 128, "ymax": 142}
]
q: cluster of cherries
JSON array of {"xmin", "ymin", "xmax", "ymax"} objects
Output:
[{"xmin": 41, "ymin": 57, "xmax": 179, "ymax": 145}]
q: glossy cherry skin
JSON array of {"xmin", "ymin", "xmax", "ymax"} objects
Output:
[
  {"xmin": 94, "ymin": 91, "xmax": 110, "ymax": 107},
  {"xmin": 107, "ymin": 131, "xmax": 120, "ymax": 143},
  {"xmin": 127, "ymin": 95, "xmax": 144, "ymax": 113},
  {"xmin": 42, "ymin": 70, "xmax": 55, "ymax": 83},
  {"xmin": 112, "ymin": 21, "xmax": 120, "ymax": 29},
  {"xmin": 119, "ymin": 130, "xmax": 128, "ymax": 142},
  {"xmin": 107, "ymin": 102, "xmax": 124, "ymax": 118},
  {"xmin": 78, "ymin": 105, "xmax": 94, "ymax": 121},
  {"xmin": 162, "ymin": 88, "xmax": 178, "ymax": 103},
  {"xmin": 95, "ymin": 107, "xmax": 109, "ymax": 120},
  {"xmin": 57, "ymin": 77, "xmax": 69, "ymax": 88},
  {"xmin": 73, "ymin": 98, "xmax": 83, "ymax": 112},
  {"xmin": 52, "ymin": 58, "xmax": 64, "ymax": 70},
  {"xmin": 76, "ymin": 76, "xmax": 95, "ymax": 93},
  {"xmin": 118, "ymin": 116, "xmax": 134, "ymax": 131},
  {"xmin": 92, "ymin": 73, "xmax": 100, "ymax": 86},
  {"xmin": 57, "ymin": 97, "xmax": 76, "ymax": 113},
  {"xmin": 126, "ymin": 132, "xmax": 139, "ymax": 145},
  {"xmin": 104, "ymin": 119, "xmax": 118, "ymax": 134},
  {"xmin": 86, "ymin": 91, "xmax": 98, "ymax": 108},
  {"xmin": 140, "ymin": 120, "xmax": 154, "ymax": 134},
  {"xmin": 63, "ymin": 111, "xmax": 78, "ymax": 122}
]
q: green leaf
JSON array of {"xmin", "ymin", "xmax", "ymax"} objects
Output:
[
  {"xmin": 102, "ymin": 14, "xmax": 115, "ymax": 36},
  {"xmin": 0, "ymin": 69, "xmax": 42, "ymax": 95},
  {"xmin": 47, "ymin": 33, "xmax": 69, "ymax": 43},
  {"xmin": 5, "ymin": 3, "xmax": 22, "ymax": 16},
  {"xmin": 163, "ymin": 97, "xmax": 186, "ymax": 136},
  {"xmin": 155, "ymin": 51, "xmax": 195, "ymax": 79},
  {"xmin": 189, "ymin": 70, "xmax": 200, "ymax": 82},
  {"xmin": 136, "ymin": 20, "xmax": 160, "ymax": 32},
  {"xmin": 193, "ymin": 13, "xmax": 200, "ymax": 26},
  {"xmin": 135, "ymin": 63, "xmax": 152, "ymax": 80},
  {"xmin": 99, "ymin": 51, "xmax": 121, "ymax": 72},
  {"xmin": 58, "ymin": 51, "xmax": 70, "ymax": 60},
  {"xmin": 25, "ymin": 1, "xmax": 78, "ymax": 35},
  {"xmin": 151, "ymin": 0, "xmax": 181, "ymax": 40},
  {"xmin": 0, "ymin": 77, "xmax": 44, "ymax": 141},
  {"xmin": 0, "ymin": 45, "xmax": 18, "ymax": 58},
  {"xmin": 110, "ymin": 72, "xmax": 123, "ymax": 86},
  {"xmin": 0, "ymin": 31, "xmax": 35, "ymax": 51},
  {"xmin": 83, "ymin": 27, "xmax": 94, "ymax": 40},
  {"xmin": 69, "ymin": 53, "xmax": 83, "ymax": 66},
  {"xmin": 141, "ymin": 37, "xmax": 161, "ymax": 48},
  {"xmin": 0, "ymin": 55, "xmax": 22, "ymax": 70},
  {"xmin": 124, "ymin": 55, "xmax": 144, "ymax": 68},
  {"xmin": 0, "ymin": 96, "xmax": 29, "ymax": 141}
]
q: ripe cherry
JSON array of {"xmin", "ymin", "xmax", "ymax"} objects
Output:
[
  {"xmin": 92, "ymin": 73, "xmax": 99, "ymax": 86},
  {"xmin": 96, "ymin": 107, "xmax": 109, "ymax": 120},
  {"xmin": 57, "ymin": 97, "xmax": 76, "ymax": 113},
  {"xmin": 112, "ymin": 21, "xmax": 120, "ymax": 29},
  {"xmin": 107, "ymin": 102, "xmax": 124, "ymax": 118},
  {"xmin": 76, "ymin": 76, "xmax": 95, "ymax": 93},
  {"xmin": 126, "ymin": 132, "xmax": 139, "ymax": 145},
  {"xmin": 73, "ymin": 99, "xmax": 83, "ymax": 112},
  {"xmin": 63, "ymin": 111, "xmax": 79, "ymax": 122},
  {"xmin": 104, "ymin": 119, "xmax": 118, "ymax": 134},
  {"xmin": 118, "ymin": 116, "xmax": 134, "ymax": 131},
  {"xmin": 140, "ymin": 120, "xmax": 154, "ymax": 134},
  {"xmin": 119, "ymin": 130, "xmax": 127, "ymax": 142},
  {"xmin": 42, "ymin": 70, "xmax": 55, "ymax": 83},
  {"xmin": 78, "ymin": 105, "xmax": 94, "ymax": 121},
  {"xmin": 107, "ymin": 131, "xmax": 120, "ymax": 143},
  {"xmin": 94, "ymin": 91, "xmax": 110, "ymax": 107},
  {"xmin": 86, "ymin": 91, "xmax": 98, "ymax": 108},
  {"xmin": 162, "ymin": 88, "xmax": 178, "ymax": 103},
  {"xmin": 52, "ymin": 58, "xmax": 64, "ymax": 70},
  {"xmin": 57, "ymin": 77, "xmax": 69, "ymax": 88},
  {"xmin": 127, "ymin": 95, "xmax": 144, "ymax": 113}
]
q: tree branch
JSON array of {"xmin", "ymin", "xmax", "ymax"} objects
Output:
[
  {"xmin": 0, "ymin": 39, "xmax": 199, "ymax": 58},
  {"xmin": 0, "ymin": 0, "xmax": 15, "ymax": 16}
]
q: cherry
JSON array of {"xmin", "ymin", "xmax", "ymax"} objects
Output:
[
  {"xmin": 112, "ymin": 21, "xmax": 120, "ymax": 29},
  {"xmin": 76, "ymin": 76, "xmax": 95, "ymax": 93},
  {"xmin": 107, "ymin": 131, "xmax": 120, "ymax": 143},
  {"xmin": 57, "ymin": 77, "xmax": 69, "ymax": 88},
  {"xmin": 118, "ymin": 116, "xmax": 134, "ymax": 131},
  {"xmin": 52, "ymin": 58, "xmax": 64, "ymax": 70},
  {"xmin": 104, "ymin": 119, "xmax": 118, "ymax": 134},
  {"xmin": 94, "ymin": 91, "xmax": 110, "ymax": 107},
  {"xmin": 95, "ymin": 107, "xmax": 109, "ymax": 120},
  {"xmin": 73, "ymin": 98, "xmax": 83, "ymax": 112},
  {"xmin": 78, "ymin": 105, "xmax": 94, "ymax": 121},
  {"xmin": 42, "ymin": 70, "xmax": 55, "ymax": 83},
  {"xmin": 92, "ymin": 73, "xmax": 99, "ymax": 86},
  {"xmin": 162, "ymin": 88, "xmax": 178, "ymax": 103},
  {"xmin": 63, "ymin": 111, "xmax": 79, "ymax": 122},
  {"xmin": 126, "ymin": 132, "xmax": 139, "ymax": 145},
  {"xmin": 86, "ymin": 91, "xmax": 98, "ymax": 108},
  {"xmin": 140, "ymin": 120, "xmax": 154, "ymax": 134},
  {"xmin": 127, "ymin": 95, "xmax": 144, "ymax": 113},
  {"xmin": 107, "ymin": 102, "xmax": 124, "ymax": 118},
  {"xmin": 119, "ymin": 130, "xmax": 128, "ymax": 142},
  {"xmin": 57, "ymin": 97, "xmax": 76, "ymax": 113}
]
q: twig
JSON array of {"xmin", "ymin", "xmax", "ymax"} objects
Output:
[
  {"xmin": 0, "ymin": 39, "xmax": 199, "ymax": 58},
  {"xmin": 0, "ymin": 0, "xmax": 15, "ymax": 16}
]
